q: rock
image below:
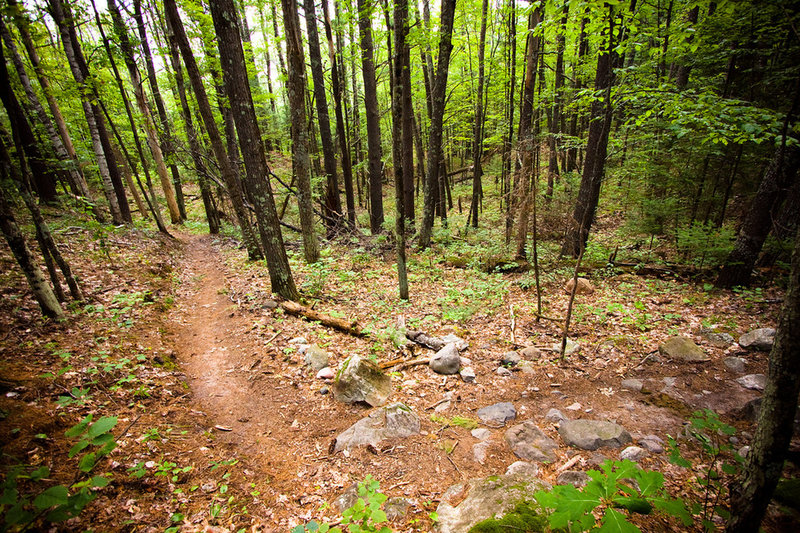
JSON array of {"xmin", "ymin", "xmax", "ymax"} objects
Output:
[
  {"xmin": 520, "ymin": 346, "xmax": 543, "ymax": 359},
  {"xmin": 471, "ymin": 428, "xmax": 491, "ymax": 441},
  {"xmin": 436, "ymin": 473, "xmax": 551, "ymax": 533},
  {"xmin": 460, "ymin": 367, "xmax": 476, "ymax": 383},
  {"xmin": 700, "ymin": 328, "xmax": 735, "ymax": 348},
  {"xmin": 442, "ymin": 334, "xmax": 469, "ymax": 351},
  {"xmin": 262, "ymin": 299, "xmax": 278, "ymax": 310},
  {"xmin": 565, "ymin": 277, "xmax": 595, "ymax": 295},
  {"xmin": 545, "ymin": 409, "xmax": 567, "ymax": 423},
  {"xmin": 505, "ymin": 461, "xmax": 539, "ymax": 477},
  {"xmin": 552, "ymin": 338, "xmax": 581, "ymax": 356},
  {"xmin": 332, "ymin": 355, "xmax": 392, "ymax": 406},
  {"xmin": 288, "ymin": 337, "xmax": 308, "ymax": 345},
  {"xmin": 736, "ymin": 374, "xmax": 767, "ymax": 391},
  {"xmin": 297, "ymin": 344, "xmax": 311, "ymax": 355},
  {"xmin": 517, "ymin": 361, "xmax": 536, "ymax": 374},
  {"xmin": 739, "ymin": 328, "xmax": 776, "ymax": 351},
  {"xmin": 639, "ymin": 435, "xmax": 665, "ymax": 453},
  {"xmin": 460, "ymin": 356, "xmax": 473, "ymax": 366},
  {"xmin": 496, "ymin": 367, "xmax": 512, "ymax": 377},
  {"xmin": 304, "ymin": 344, "xmax": 330, "ymax": 371},
  {"xmin": 557, "ymin": 470, "xmax": 589, "ymax": 488},
  {"xmin": 429, "ymin": 344, "xmax": 461, "ymax": 375},
  {"xmin": 658, "ymin": 336, "xmax": 710, "ymax": 362},
  {"xmin": 505, "ymin": 421, "xmax": 559, "ymax": 463},
  {"xmin": 319, "ymin": 386, "xmax": 329, "ymax": 395},
  {"xmin": 621, "ymin": 379, "xmax": 643, "ymax": 392},
  {"xmin": 559, "ymin": 420, "xmax": 632, "ymax": 451},
  {"xmin": 473, "ymin": 441, "xmax": 490, "ymax": 464},
  {"xmin": 385, "ymin": 497, "xmax": 412, "ymax": 521},
  {"xmin": 566, "ymin": 402, "xmax": 582, "ymax": 411},
  {"xmin": 739, "ymin": 445, "xmax": 751, "ymax": 458},
  {"xmin": 501, "ymin": 351, "xmax": 521, "ymax": 367},
  {"xmin": 478, "ymin": 402, "xmax": 517, "ymax": 426},
  {"xmin": 724, "ymin": 357, "xmax": 747, "ymax": 373},
  {"xmin": 333, "ymin": 403, "xmax": 420, "ymax": 452},
  {"xmin": 333, "ymin": 483, "xmax": 358, "ymax": 512},
  {"xmin": 620, "ymin": 446, "xmax": 648, "ymax": 461},
  {"xmin": 316, "ymin": 367, "xmax": 335, "ymax": 380}
]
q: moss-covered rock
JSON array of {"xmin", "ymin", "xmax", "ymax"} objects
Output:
[{"xmin": 468, "ymin": 502, "xmax": 547, "ymax": 532}]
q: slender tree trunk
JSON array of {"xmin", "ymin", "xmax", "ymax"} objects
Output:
[
  {"xmin": 547, "ymin": 2, "xmax": 568, "ymax": 199},
  {"xmin": 357, "ymin": 0, "xmax": 385, "ymax": 234},
  {"xmin": 164, "ymin": 0, "xmax": 263, "ymax": 259},
  {"xmin": 304, "ymin": 0, "xmax": 343, "ymax": 235},
  {"xmin": 469, "ymin": 0, "xmax": 489, "ymax": 228},
  {"xmin": 418, "ymin": 0, "xmax": 457, "ymax": 249}
]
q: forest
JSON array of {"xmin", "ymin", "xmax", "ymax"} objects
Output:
[{"xmin": 0, "ymin": 0, "xmax": 798, "ymax": 530}]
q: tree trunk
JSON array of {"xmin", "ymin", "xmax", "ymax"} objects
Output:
[
  {"xmin": 304, "ymin": 0, "xmax": 343, "ymax": 235},
  {"xmin": 164, "ymin": 0, "xmax": 263, "ymax": 259},
  {"xmin": 418, "ymin": 0, "xmax": 457, "ymax": 249},
  {"xmin": 391, "ymin": 0, "xmax": 410, "ymax": 300},
  {"xmin": 547, "ymin": 2, "xmax": 568, "ymax": 199},
  {"xmin": 281, "ymin": 0, "xmax": 320, "ymax": 264},
  {"xmin": 469, "ymin": 0, "xmax": 489, "ymax": 228},
  {"xmin": 725, "ymin": 224, "xmax": 800, "ymax": 531},
  {"xmin": 357, "ymin": 0, "xmax": 385, "ymax": 234},
  {"xmin": 561, "ymin": 5, "xmax": 618, "ymax": 258}
]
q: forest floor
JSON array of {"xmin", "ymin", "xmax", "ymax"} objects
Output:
[{"xmin": 1, "ymin": 215, "xmax": 798, "ymax": 532}]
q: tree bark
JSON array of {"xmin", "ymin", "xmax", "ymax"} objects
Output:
[
  {"xmin": 391, "ymin": 0, "xmax": 409, "ymax": 299},
  {"xmin": 469, "ymin": 0, "xmax": 489, "ymax": 228},
  {"xmin": 418, "ymin": 0, "xmax": 457, "ymax": 249}
]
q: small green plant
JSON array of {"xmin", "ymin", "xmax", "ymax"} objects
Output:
[
  {"xmin": 154, "ymin": 461, "xmax": 193, "ymax": 483},
  {"xmin": 667, "ymin": 409, "xmax": 743, "ymax": 531},
  {"xmin": 56, "ymin": 387, "xmax": 92, "ymax": 408},
  {"xmin": 533, "ymin": 460, "xmax": 691, "ymax": 532},
  {"xmin": 292, "ymin": 475, "xmax": 391, "ymax": 533},
  {"xmin": 430, "ymin": 414, "xmax": 479, "ymax": 430}
]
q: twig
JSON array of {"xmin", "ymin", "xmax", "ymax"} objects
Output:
[
  {"xmin": 446, "ymin": 454, "xmax": 463, "ymax": 478},
  {"xmin": 396, "ymin": 357, "xmax": 431, "ymax": 371},
  {"xmin": 264, "ymin": 330, "xmax": 282, "ymax": 346},
  {"xmin": 534, "ymin": 313, "xmax": 564, "ymax": 323},
  {"xmin": 509, "ymin": 304, "xmax": 516, "ymax": 344},
  {"xmin": 634, "ymin": 349, "xmax": 659, "ymax": 368},
  {"xmin": 557, "ymin": 454, "xmax": 583, "ymax": 473}
]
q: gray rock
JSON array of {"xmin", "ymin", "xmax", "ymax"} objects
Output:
[
  {"xmin": 545, "ymin": 409, "xmax": 567, "ymax": 423},
  {"xmin": 460, "ymin": 367, "xmax": 476, "ymax": 383},
  {"xmin": 700, "ymin": 328, "xmax": 735, "ymax": 348},
  {"xmin": 639, "ymin": 435, "xmax": 665, "ymax": 454},
  {"xmin": 559, "ymin": 420, "xmax": 632, "ymax": 451},
  {"xmin": 319, "ymin": 386, "xmax": 330, "ymax": 395},
  {"xmin": 505, "ymin": 421, "xmax": 559, "ymax": 463},
  {"xmin": 385, "ymin": 497, "xmax": 412, "ymax": 521},
  {"xmin": 332, "ymin": 355, "xmax": 392, "ymax": 406},
  {"xmin": 659, "ymin": 336, "xmax": 710, "ymax": 362},
  {"xmin": 262, "ymin": 299, "xmax": 278, "ymax": 310},
  {"xmin": 316, "ymin": 367, "xmax": 335, "ymax": 380},
  {"xmin": 473, "ymin": 441, "xmax": 490, "ymax": 464},
  {"xmin": 429, "ymin": 344, "xmax": 461, "ymax": 375},
  {"xmin": 505, "ymin": 461, "xmax": 539, "ymax": 476},
  {"xmin": 436, "ymin": 474, "xmax": 551, "ymax": 533},
  {"xmin": 621, "ymin": 379, "xmax": 643, "ymax": 392},
  {"xmin": 501, "ymin": 351, "xmax": 521, "ymax": 367},
  {"xmin": 297, "ymin": 344, "xmax": 311, "ymax": 355},
  {"xmin": 471, "ymin": 428, "xmax": 491, "ymax": 441},
  {"xmin": 724, "ymin": 357, "xmax": 747, "ymax": 373},
  {"xmin": 557, "ymin": 470, "xmax": 589, "ymax": 488},
  {"xmin": 517, "ymin": 360, "xmax": 536, "ymax": 374},
  {"xmin": 333, "ymin": 483, "xmax": 358, "ymax": 511},
  {"xmin": 442, "ymin": 334, "xmax": 469, "ymax": 351},
  {"xmin": 304, "ymin": 344, "xmax": 330, "ymax": 371},
  {"xmin": 566, "ymin": 402, "xmax": 582, "ymax": 411},
  {"xmin": 520, "ymin": 346, "xmax": 543, "ymax": 359},
  {"xmin": 478, "ymin": 402, "xmax": 517, "ymax": 426},
  {"xmin": 552, "ymin": 339, "xmax": 581, "ymax": 356},
  {"xmin": 739, "ymin": 445, "xmax": 751, "ymax": 458},
  {"xmin": 496, "ymin": 367, "xmax": 513, "ymax": 377},
  {"xmin": 736, "ymin": 374, "xmax": 767, "ymax": 391},
  {"xmin": 739, "ymin": 328, "xmax": 776, "ymax": 351},
  {"xmin": 288, "ymin": 337, "xmax": 308, "ymax": 345},
  {"xmin": 620, "ymin": 446, "xmax": 648, "ymax": 461},
  {"xmin": 333, "ymin": 403, "xmax": 420, "ymax": 452},
  {"xmin": 565, "ymin": 277, "xmax": 594, "ymax": 295}
]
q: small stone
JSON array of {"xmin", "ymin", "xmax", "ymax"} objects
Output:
[
  {"xmin": 384, "ymin": 497, "xmax": 412, "ymax": 521},
  {"xmin": 332, "ymin": 355, "xmax": 392, "ymax": 407},
  {"xmin": 501, "ymin": 351, "xmax": 521, "ymax": 367},
  {"xmin": 430, "ymin": 344, "xmax": 462, "ymax": 375},
  {"xmin": 442, "ymin": 334, "xmax": 469, "ymax": 351},
  {"xmin": 333, "ymin": 403, "xmax": 420, "ymax": 452},
  {"xmin": 471, "ymin": 428, "xmax": 491, "ymax": 441},
  {"xmin": 620, "ymin": 446, "xmax": 648, "ymax": 461},
  {"xmin": 565, "ymin": 277, "xmax": 594, "ymax": 295},
  {"xmin": 477, "ymin": 402, "xmax": 517, "ymax": 426},
  {"xmin": 700, "ymin": 328, "xmax": 735, "ymax": 348},
  {"xmin": 517, "ymin": 361, "xmax": 536, "ymax": 374},
  {"xmin": 545, "ymin": 409, "xmax": 567, "ymax": 423},
  {"xmin": 333, "ymin": 484, "xmax": 358, "ymax": 512},
  {"xmin": 659, "ymin": 336, "xmax": 709, "ymax": 362},
  {"xmin": 505, "ymin": 461, "xmax": 539, "ymax": 476},
  {"xmin": 520, "ymin": 346, "xmax": 542, "ymax": 359},
  {"xmin": 460, "ymin": 367, "xmax": 476, "ymax": 383},
  {"xmin": 460, "ymin": 356, "xmax": 473, "ymax": 366},
  {"xmin": 316, "ymin": 367, "xmax": 335, "ymax": 380},
  {"xmin": 557, "ymin": 470, "xmax": 589, "ymax": 488},
  {"xmin": 319, "ymin": 386, "xmax": 330, "ymax": 395},
  {"xmin": 738, "ymin": 328, "xmax": 776, "ymax": 351},
  {"xmin": 434, "ymin": 400, "xmax": 451, "ymax": 412},
  {"xmin": 473, "ymin": 441, "xmax": 490, "ymax": 464},
  {"xmin": 566, "ymin": 402, "xmax": 582, "ymax": 411},
  {"xmin": 639, "ymin": 439, "xmax": 663, "ymax": 453},
  {"xmin": 739, "ymin": 445, "xmax": 751, "ymax": 458},
  {"xmin": 621, "ymin": 379, "xmax": 643, "ymax": 392},
  {"xmin": 262, "ymin": 299, "xmax": 278, "ymax": 310},
  {"xmin": 552, "ymin": 339, "xmax": 581, "ymax": 356},
  {"xmin": 724, "ymin": 357, "xmax": 747, "ymax": 373},
  {"xmin": 496, "ymin": 367, "xmax": 512, "ymax": 377},
  {"xmin": 736, "ymin": 374, "xmax": 767, "ymax": 391},
  {"xmin": 288, "ymin": 337, "xmax": 308, "ymax": 345},
  {"xmin": 505, "ymin": 421, "xmax": 559, "ymax": 462},
  {"xmin": 559, "ymin": 419, "xmax": 632, "ymax": 450},
  {"xmin": 304, "ymin": 344, "xmax": 330, "ymax": 371}
]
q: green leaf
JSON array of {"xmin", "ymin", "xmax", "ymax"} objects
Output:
[
  {"xmin": 78, "ymin": 451, "xmax": 97, "ymax": 473},
  {"xmin": 306, "ymin": 520, "xmax": 320, "ymax": 531},
  {"xmin": 290, "ymin": 525, "xmax": 305, "ymax": 533},
  {"xmin": 5, "ymin": 502, "xmax": 33, "ymax": 525},
  {"xmin": 68, "ymin": 439, "xmax": 90, "ymax": 458},
  {"xmin": 65, "ymin": 415, "xmax": 92, "ymax": 437},
  {"xmin": 371, "ymin": 509, "xmax": 387, "ymax": 524},
  {"xmin": 30, "ymin": 466, "xmax": 50, "ymax": 481},
  {"xmin": 636, "ymin": 470, "xmax": 664, "ymax": 497},
  {"xmin": 598, "ymin": 508, "xmax": 641, "ymax": 532},
  {"xmin": 0, "ymin": 487, "xmax": 19, "ymax": 505},
  {"xmin": 33, "ymin": 485, "xmax": 69, "ymax": 509},
  {"xmin": 652, "ymin": 497, "xmax": 692, "ymax": 526},
  {"xmin": 87, "ymin": 416, "xmax": 118, "ymax": 438},
  {"xmin": 613, "ymin": 496, "xmax": 653, "ymax": 515},
  {"xmin": 90, "ymin": 476, "xmax": 109, "ymax": 487}
]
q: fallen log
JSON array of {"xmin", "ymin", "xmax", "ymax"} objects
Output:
[
  {"xmin": 279, "ymin": 300, "xmax": 365, "ymax": 337},
  {"xmin": 405, "ymin": 330, "xmax": 446, "ymax": 351}
]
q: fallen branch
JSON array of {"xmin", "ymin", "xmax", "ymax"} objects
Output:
[
  {"xmin": 279, "ymin": 301, "xmax": 365, "ymax": 337},
  {"xmin": 406, "ymin": 330, "xmax": 446, "ymax": 351},
  {"xmin": 378, "ymin": 358, "xmax": 406, "ymax": 370},
  {"xmin": 395, "ymin": 357, "xmax": 431, "ymax": 371},
  {"xmin": 534, "ymin": 313, "xmax": 564, "ymax": 323}
]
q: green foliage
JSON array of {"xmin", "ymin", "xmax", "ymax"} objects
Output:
[
  {"xmin": 430, "ymin": 414, "xmax": 479, "ymax": 430},
  {"xmin": 667, "ymin": 410, "xmax": 743, "ymax": 531},
  {"xmin": 469, "ymin": 502, "xmax": 547, "ymax": 532},
  {"xmin": 533, "ymin": 460, "xmax": 691, "ymax": 532},
  {"xmin": 292, "ymin": 476, "xmax": 391, "ymax": 533},
  {"xmin": 675, "ymin": 223, "xmax": 735, "ymax": 268}
]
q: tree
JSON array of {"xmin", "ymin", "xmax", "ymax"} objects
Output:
[
  {"xmin": 281, "ymin": 0, "xmax": 320, "ymax": 263},
  {"xmin": 210, "ymin": 0, "xmax": 301, "ymax": 298},
  {"xmin": 418, "ymin": 0, "xmax": 457, "ymax": 249},
  {"xmin": 391, "ymin": 0, "xmax": 409, "ymax": 299},
  {"xmin": 356, "ymin": 0, "xmax": 384, "ymax": 234},
  {"xmin": 468, "ymin": 0, "xmax": 489, "ymax": 228}
]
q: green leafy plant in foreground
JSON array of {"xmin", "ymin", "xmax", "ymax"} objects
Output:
[
  {"xmin": 533, "ymin": 460, "xmax": 692, "ymax": 532},
  {"xmin": 292, "ymin": 475, "xmax": 391, "ymax": 533},
  {"xmin": 0, "ymin": 415, "xmax": 117, "ymax": 531}
]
